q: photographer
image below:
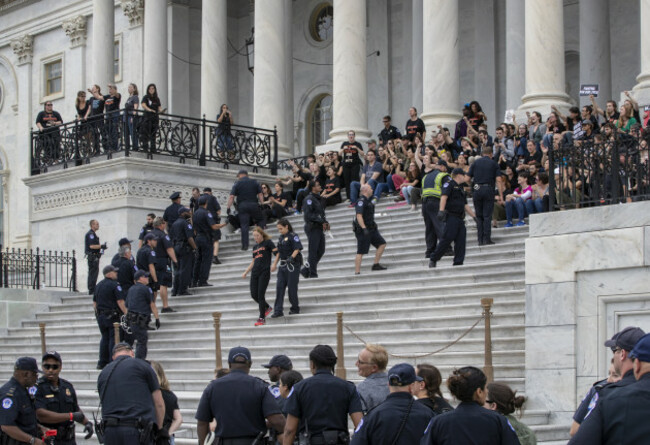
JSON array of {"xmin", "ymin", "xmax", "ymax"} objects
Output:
[{"xmin": 216, "ymin": 103, "xmax": 234, "ymax": 152}]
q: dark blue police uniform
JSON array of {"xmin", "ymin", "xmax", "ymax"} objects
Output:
[
  {"xmin": 138, "ymin": 224, "xmax": 154, "ymax": 245},
  {"xmin": 302, "ymin": 192, "xmax": 327, "ymax": 278},
  {"xmin": 85, "ymin": 229, "xmax": 101, "ymax": 295},
  {"xmin": 115, "ymin": 256, "xmax": 137, "ymax": 295},
  {"xmin": 231, "ymin": 176, "xmax": 266, "ymax": 250},
  {"xmin": 151, "ymin": 228, "xmax": 173, "ymax": 288},
  {"xmin": 273, "ymin": 232, "xmax": 302, "ymax": 316},
  {"xmin": 0, "ymin": 377, "xmax": 39, "ymax": 441},
  {"xmin": 468, "ymin": 155, "xmax": 501, "ymax": 245},
  {"xmin": 97, "ymin": 355, "xmax": 159, "ymax": 445},
  {"xmin": 170, "ymin": 216, "xmax": 194, "ymax": 295},
  {"xmin": 430, "ymin": 179, "xmax": 467, "ymax": 266},
  {"xmin": 93, "ymin": 278, "xmax": 125, "ymax": 368},
  {"xmin": 421, "ymin": 170, "xmax": 451, "ymax": 257},
  {"xmin": 421, "ymin": 401, "xmax": 520, "ymax": 445},
  {"xmin": 354, "ymin": 195, "xmax": 386, "ymax": 255},
  {"xmin": 195, "ymin": 369, "xmax": 280, "ymax": 441},
  {"xmin": 34, "ymin": 377, "xmax": 80, "ymax": 444},
  {"xmin": 162, "ymin": 202, "xmax": 182, "ymax": 228},
  {"xmin": 136, "ymin": 245, "xmax": 156, "ymax": 288},
  {"xmin": 378, "ymin": 125, "xmax": 402, "ymax": 146},
  {"xmin": 192, "ymin": 207, "xmax": 214, "ymax": 286},
  {"xmin": 350, "ymin": 392, "xmax": 433, "ymax": 445},
  {"xmin": 125, "ymin": 283, "xmax": 154, "ymax": 360},
  {"xmin": 284, "ymin": 370, "xmax": 362, "ymax": 442},
  {"xmin": 573, "ymin": 369, "xmax": 636, "ymax": 425},
  {"xmin": 203, "ymin": 194, "xmax": 222, "ymax": 242}
]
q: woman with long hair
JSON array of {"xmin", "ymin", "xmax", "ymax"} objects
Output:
[
  {"xmin": 141, "ymin": 83, "xmax": 162, "ymax": 153},
  {"xmin": 150, "ymin": 361, "xmax": 182, "ymax": 444},
  {"xmin": 242, "ymin": 227, "xmax": 275, "ymax": 326},
  {"xmin": 270, "ymin": 218, "xmax": 303, "ymax": 317},
  {"xmin": 485, "ymin": 382, "xmax": 537, "ymax": 445},
  {"xmin": 124, "ymin": 83, "xmax": 140, "ymax": 150},
  {"xmin": 75, "ymin": 90, "xmax": 88, "ymax": 120},
  {"xmin": 216, "ymin": 103, "xmax": 234, "ymax": 151},
  {"xmin": 415, "ymin": 364, "xmax": 453, "ymax": 415}
]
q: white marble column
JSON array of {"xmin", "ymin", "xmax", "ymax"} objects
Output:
[
  {"xmin": 327, "ymin": 0, "xmax": 371, "ymax": 143},
  {"xmin": 92, "ymin": 0, "xmax": 115, "ymax": 89},
  {"xmin": 254, "ymin": 0, "xmax": 289, "ymax": 155},
  {"xmin": 421, "ymin": 0, "xmax": 461, "ymax": 130},
  {"xmin": 505, "ymin": 0, "xmax": 525, "ymax": 111},
  {"xmin": 201, "ymin": 0, "xmax": 227, "ymax": 119},
  {"xmin": 633, "ymin": 0, "xmax": 650, "ymax": 104},
  {"xmin": 411, "ymin": 0, "xmax": 423, "ymax": 114},
  {"xmin": 143, "ymin": 0, "xmax": 168, "ymax": 108},
  {"xmin": 121, "ymin": 0, "xmax": 144, "ymax": 90},
  {"xmin": 284, "ymin": 0, "xmax": 295, "ymax": 153},
  {"xmin": 518, "ymin": 0, "xmax": 571, "ymax": 114},
  {"xmin": 579, "ymin": 0, "xmax": 611, "ymax": 106}
]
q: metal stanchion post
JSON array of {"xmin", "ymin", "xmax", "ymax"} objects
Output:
[
  {"xmin": 39, "ymin": 323, "xmax": 46, "ymax": 355},
  {"xmin": 213, "ymin": 312, "xmax": 223, "ymax": 370},
  {"xmin": 113, "ymin": 322, "xmax": 121, "ymax": 346},
  {"xmin": 336, "ymin": 312, "xmax": 346, "ymax": 379},
  {"xmin": 481, "ymin": 298, "xmax": 494, "ymax": 382}
]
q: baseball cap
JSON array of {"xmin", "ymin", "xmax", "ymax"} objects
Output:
[
  {"xmin": 103, "ymin": 265, "xmax": 117, "ymax": 275},
  {"xmin": 14, "ymin": 357, "xmax": 42, "ymax": 373},
  {"xmin": 262, "ymin": 355, "xmax": 292, "ymax": 370},
  {"xmin": 198, "ymin": 195, "xmax": 209, "ymax": 205},
  {"xmin": 237, "ymin": 169, "xmax": 248, "ymax": 176},
  {"xmin": 112, "ymin": 342, "xmax": 133, "ymax": 355},
  {"xmin": 143, "ymin": 233, "xmax": 157, "ymax": 242},
  {"xmin": 228, "ymin": 346, "xmax": 252, "ymax": 364},
  {"xmin": 437, "ymin": 160, "xmax": 448, "ymax": 169},
  {"xmin": 134, "ymin": 270, "xmax": 150, "ymax": 280},
  {"xmin": 604, "ymin": 326, "xmax": 646, "ymax": 351},
  {"xmin": 629, "ymin": 333, "xmax": 650, "ymax": 362},
  {"xmin": 42, "ymin": 351, "xmax": 62, "ymax": 364},
  {"xmin": 118, "ymin": 238, "xmax": 132, "ymax": 246},
  {"xmin": 387, "ymin": 363, "xmax": 422, "ymax": 386},
  {"xmin": 177, "ymin": 207, "xmax": 190, "ymax": 216}
]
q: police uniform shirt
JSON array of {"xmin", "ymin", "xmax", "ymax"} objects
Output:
[
  {"xmin": 34, "ymin": 377, "xmax": 80, "ymax": 430},
  {"xmin": 284, "ymin": 370, "xmax": 362, "ymax": 435},
  {"xmin": 203, "ymin": 194, "xmax": 221, "ymax": 216},
  {"xmin": 277, "ymin": 233, "xmax": 303, "ymax": 260},
  {"xmin": 170, "ymin": 217, "xmax": 194, "ymax": 245},
  {"xmin": 126, "ymin": 282, "xmax": 154, "ymax": 316},
  {"xmin": 192, "ymin": 208, "xmax": 215, "ymax": 238},
  {"xmin": 355, "ymin": 195, "xmax": 376, "ymax": 227},
  {"xmin": 163, "ymin": 202, "xmax": 182, "ymax": 227},
  {"xmin": 116, "ymin": 256, "xmax": 138, "ymax": 294},
  {"xmin": 0, "ymin": 377, "xmax": 39, "ymax": 437},
  {"xmin": 441, "ymin": 179, "xmax": 467, "ymax": 218},
  {"xmin": 421, "ymin": 401, "xmax": 520, "ymax": 445},
  {"xmin": 422, "ymin": 170, "xmax": 451, "ymax": 197},
  {"xmin": 252, "ymin": 239, "xmax": 276, "ymax": 274},
  {"xmin": 152, "ymin": 228, "xmax": 172, "ymax": 264},
  {"xmin": 340, "ymin": 141, "xmax": 364, "ymax": 165},
  {"xmin": 378, "ymin": 125, "xmax": 402, "ymax": 145},
  {"xmin": 576, "ymin": 369, "xmax": 637, "ymax": 423},
  {"xmin": 468, "ymin": 156, "xmax": 501, "ymax": 187},
  {"xmin": 136, "ymin": 245, "xmax": 156, "ymax": 272},
  {"xmin": 97, "ymin": 355, "xmax": 159, "ymax": 423},
  {"xmin": 138, "ymin": 224, "xmax": 154, "ymax": 242},
  {"xmin": 35, "ymin": 111, "xmax": 63, "ymax": 132},
  {"xmin": 195, "ymin": 369, "xmax": 280, "ymax": 438},
  {"xmin": 103, "ymin": 94, "xmax": 121, "ymax": 113},
  {"xmin": 405, "ymin": 118, "xmax": 426, "ymax": 141},
  {"xmin": 93, "ymin": 278, "xmax": 124, "ymax": 312},
  {"xmin": 303, "ymin": 193, "xmax": 326, "ymax": 226},
  {"xmin": 572, "ymin": 378, "xmax": 607, "ymax": 424},
  {"xmin": 351, "ymin": 392, "xmax": 434, "ymax": 445},
  {"xmin": 85, "ymin": 230, "xmax": 99, "ymax": 255},
  {"xmin": 230, "ymin": 177, "xmax": 262, "ymax": 204}
]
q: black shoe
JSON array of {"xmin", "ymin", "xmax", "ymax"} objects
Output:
[
  {"xmin": 371, "ymin": 263, "xmax": 387, "ymax": 271},
  {"xmin": 429, "ymin": 260, "xmax": 437, "ymax": 268},
  {"xmin": 310, "ymin": 273, "xmax": 318, "ymax": 279},
  {"xmin": 453, "ymin": 262, "xmax": 463, "ymax": 266},
  {"xmin": 270, "ymin": 312, "xmax": 284, "ymax": 318},
  {"xmin": 300, "ymin": 267, "xmax": 310, "ymax": 278},
  {"xmin": 424, "ymin": 253, "xmax": 431, "ymax": 259},
  {"xmin": 484, "ymin": 240, "xmax": 495, "ymax": 245},
  {"xmin": 443, "ymin": 249, "xmax": 454, "ymax": 257},
  {"xmin": 197, "ymin": 282, "xmax": 213, "ymax": 287},
  {"xmin": 212, "ymin": 256, "xmax": 221, "ymax": 265},
  {"xmin": 147, "ymin": 325, "xmax": 156, "ymax": 331},
  {"xmin": 171, "ymin": 291, "xmax": 177, "ymax": 296},
  {"xmin": 241, "ymin": 246, "xmax": 248, "ymax": 251},
  {"xmin": 161, "ymin": 307, "xmax": 176, "ymax": 313},
  {"xmin": 289, "ymin": 309, "xmax": 300, "ymax": 315},
  {"xmin": 96, "ymin": 364, "xmax": 106, "ymax": 370},
  {"xmin": 177, "ymin": 291, "xmax": 191, "ymax": 296},
  {"xmin": 478, "ymin": 241, "xmax": 484, "ymax": 246}
]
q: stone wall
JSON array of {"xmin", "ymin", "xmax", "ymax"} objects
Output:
[
  {"xmin": 525, "ymin": 201, "xmax": 650, "ymax": 425},
  {"xmin": 0, "ymin": 288, "xmax": 68, "ymax": 333}
]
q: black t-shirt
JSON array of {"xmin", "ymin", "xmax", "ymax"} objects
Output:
[
  {"xmin": 126, "ymin": 282, "xmax": 154, "ymax": 315},
  {"xmin": 142, "ymin": 94, "xmax": 161, "ymax": 114},
  {"xmin": 76, "ymin": 102, "xmax": 89, "ymax": 118},
  {"xmin": 405, "ymin": 118, "xmax": 426, "ymax": 141},
  {"xmin": 523, "ymin": 149, "xmax": 543, "ymax": 165},
  {"xmin": 292, "ymin": 171, "xmax": 312, "ymax": 195},
  {"xmin": 161, "ymin": 389, "xmax": 179, "ymax": 430},
  {"xmin": 273, "ymin": 191, "xmax": 292, "ymax": 208},
  {"xmin": 36, "ymin": 111, "xmax": 63, "ymax": 133},
  {"xmin": 324, "ymin": 177, "xmax": 342, "ymax": 197},
  {"xmin": 252, "ymin": 239, "xmax": 276, "ymax": 274},
  {"xmin": 116, "ymin": 256, "xmax": 137, "ymax": 294},
  {"xmin": 87, "ymin": 97, "xmax": 105, "ymax": 117},
  {"xmin": 104, "ymin": 94, "xmax": 121, "ymax": 113},
  {"xmin": 340, "ymin": 141, "xmax": 364, "ymax": 165}
]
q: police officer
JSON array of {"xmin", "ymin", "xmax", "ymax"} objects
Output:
[
  {"xmin": 93, "ymin": 265, "xmax": 127, "ymax": 370},
  {"xmin": 97, "ymin": 342, "xmax": 165, "ymax": 445},
  {"xmin": 34, "ymin": 352, "xmax": 93, "ymax": 444},
  {"xmin": 195, "ymin": 346, "xmax": 285, "ymax": 444},
  {"xmin": 162, "ymin": 192, "xmax": 182, "ymax": 228},
  {"xmin": 421, "ymin": 366, "xmax": 519, "ymax": 445},
  {"xmin": 0, "ymin": 357, "xmax": 43, "ymax": 445},
  {"xmin": 136, "ymin": 233, "xmax": 158, "ymax": 294},
  {"xmin": 377, "ymin": 115, "xmax": 402, "ymax": 146},
  {"xmin": 170, "ymin": 207, "xmax": 196, "ymax": 296},
  {"xmin": 421, "ymin": 160, "xmax": 451, "ymax": 258},
  {"xmin": 202, "ymin": 188, "xmax": 223, "ymax": 265},
  {"xmin": 115, "ymin": 245, "xmax": 137, "ymax": 295},
  {"xmin": 351, "ymin": 363, "xmax": 433, "ymax": 445},
  {"xmin": 137, "ymin": 213, "xmax": 156, "ymax": 249},
  {"xmin": 468, "ymin": 145, "xmax": 502, "ymax": 245},
  {"xmin": 301, "ymin": 180, "xmax": 329, "ymax": 279},
  {"xmin": 263, "ymin": 355, "xmax": 293, "ymax": 410},
  {"xmin": 283, "ymin": 344, "xmax": 363, "ymax": 445},
  {"xmin": 271, "ymin": 218, "xmax": 303, "ymax": 317},
  {"xmin": 85, "ymin": 219, "xmax": 105, "ymax": 295},
  {"xmin": 192, "ymin": 195, "xmax": 227, "ymax": 287},
  {"xmin": 429, "ymin": 169, "xmax": 477, "ymax": 268},
  {"xmin": 569, "ymin": 333, "xmax": 650, "ymax": 444},
  {"xmin": 227, "ymin": 170, "xmax": 266, "ymax": 251},
  {"xmin": 125, "ymin": 270, "xmax": 160, "ymax": 360},
  {"xmin": 111, "ymin": 238, "xmax": 133, "ymax": 267},
  {"xmin": 354, "ymin": 184, "xmax": 387, "ymax": 275},
  {"xmin": 151, "ymin": 218, "xmax": 177, "ymax": 313}
]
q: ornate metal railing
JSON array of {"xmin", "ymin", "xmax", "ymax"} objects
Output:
[
  {"xmin": 0, "ymin": 246, "xmax": 77, "ymax": 291},
  {"xmin": 30, "ymin": 109, "xmax": 278, "ymax": 175},
  {"xmin": 277, "ymin": 155, "xmax": 311, "ymax": 172},
  {"xmin": 548, "ymin": 134, "xmax": 650, "ymax": 210}
]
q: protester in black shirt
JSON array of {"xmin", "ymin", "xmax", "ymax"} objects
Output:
[
  {"xmin": 242, "ymin": 228, "xmax": 276, "ymax": 326},
  {"xmin": 103, "ymin": 83, "xmax": 122, "ymax": 151},
  {"xmin": 405, "ymin": 107, "xmax": 426, "ymax": 142},
  {"xmin": 262, "ymin": 182, "xmax": 291, "ymax": 222},
  {"xmin": 84, "ymin": 85, "xmax": 105, "ymax": 153},
  {"xmin": 141, "ymin": 83, "xmax": 162, "ymax": 153},
  {"xmin": 124, "ymin": 83, "xmax": 140, "ymax": 151},
  {"xmin": 150, "ymin": 361, "xmax": 182, "ymax": 442},
  {"xmin": 75, "ymin": 91, "xmax": 88, "ymax": 119},
  {"xmin": 216, "ymin": 103, "xmax": 234, "ymax": 151},
  {"xmin": 35, "ymin": 101, "xmax": 63, "ymax": 159},
  {"xmin": 339, "ymin": 130, "xmax": 364, "ymax": 201},
  {"xmin": 321, "ymin": 166, "xmax": 342, "ymax": 207}
]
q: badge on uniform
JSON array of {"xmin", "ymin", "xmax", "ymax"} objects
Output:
[
  {"xmin": 307, "ymin": 199, "xmax": 312, "ymax": 205},
  {"xmin": 208, "ymin": 213, "xmax": 213, "ymax": 219},
  {"xmin": 293, "ymin": 236, "xmax": 299, "ymax": 242},
  {"xmin": 151, "ymin": 251, "xmax": 156, "ymax": 257},
  {"xmin": 188, "ymin": 224, "xmax": 192, "ymax": 229},
  {"xmin": 165, "ymin": 235, "xmax": 170, "ymax": 241},
  {"xmin": 28, "ymin": 387, "xmax": 37, "ymax": 396},
  {"xmin": 66, "ymin": 388, "xmax": 71, "ymax": 396},
  {"xmin": 284, "ymin": 237, "xmax": 288, "ymax": 241},
  {"xmin": 269, "ymin": 386, "xmax": 281, "ymax": 398},
  {"xmin": 117, "ymin": 285, "xmax": 122, "ymax": 291},
  {"xmin": 2, "ymin": 398, "xmax": 12, "ymax": 409},
  {"xmin": 443, "ymin": 183, "xmax": 450, "ymax": 188},
  {"xmin": 140, "ymin": 228, "xmax": 144, "ymax": 234},
  {"xmin": 358, "ymin": 202, "xmax": 363, "ymax": 207},
  {"xmin": 89, "ymin": 234, "xmax": 95, "ymax": 239}
]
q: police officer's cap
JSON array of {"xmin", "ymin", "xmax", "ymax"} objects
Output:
[
  {"xmin": 143, "ymin": 233, "xmax": 157, "ymax": 242},
  {"xmin": 177, "ymin": 207, "xmax": 191, "ymax": 216},
  {"xmin": 118, "ymin": 238, "xmax": 132, "ymax": 246},
  {"xmin": 451, "ymin": 168, "xmax": 466, "ymax": 176},
  {"xmin": 42, "ymin": 351, "xmax": 62, "ymax": 364},
  {"xmin": 387, "ymin": 363, "xmax": 423, "ymax": 386},
  {"xmin": 198, "ymin": 195, "xmax": 209, "ymax": 205},
  {"xmin": 169, "ymin": 191, "xmax": 181, "ymax": 200},
  {"xmin": 228, "ymin": 346, "xmax": 252, "ymax": 364},
  {"xmin": 604, "ymin": 326, "xmax": 646, "ymax": 351},
  {"xmin": 630, "ymin": 333, "xmax": 650, "ymax": 362},
  {"xmin": 112, "ymin": 342, "xmax": 133, "ymax": 355},
  {"xmin": 14, "ymin": 357, "xmax": 42, "ymax": 373},
  {"xmin": 262, "ymin": 355, "xmax": 292, "ymax": 370},
  {"xmin": 237, "ymin": 169, "xmax": 248, "ymax": 176},
  {"xmin": 134, "ymin": 270, "xmax": 150, "ymax": 281},
  {"xmin": 437, "ymin": 159, "xmax": 448, "ymax": 169},
  {"xmin": 103, "ymin": 265, "xmax": 118, "ymax": 275}
]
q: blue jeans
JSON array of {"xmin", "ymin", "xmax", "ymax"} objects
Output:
[
  {"xmin": 349, "ymin": 181, "xmax": 361, "ymax": 203},
  {"xmin": 524, "ymin": 198, "xmax": 544, "ymax": 215},
  {"xmin": 351, "ymin": 179, "xmax": 388, "ymax": 203},
  {"xmin": 403, "ymin": 186, "xmax": 415, "ymax": 204},
  {"xmin": 385, "ymin": 174, "xmax": 396, "ymax": 193},
  {"xmin": 505, "ymin": 197, "xmax": 527, "ymax": 223}
]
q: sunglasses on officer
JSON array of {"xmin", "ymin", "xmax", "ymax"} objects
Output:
[{"xmin": 43, "ymin": 364, "xmax": 60, "ymax": 370}]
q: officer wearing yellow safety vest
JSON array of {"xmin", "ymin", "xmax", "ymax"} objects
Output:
[{"xmin": 421, "ymin": 159, "xmax": 452, "ymax": 259}]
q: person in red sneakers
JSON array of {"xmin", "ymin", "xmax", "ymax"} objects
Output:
[{"xmin": 242, "ymin": 227, "xmax": 275, "ymax": 326}]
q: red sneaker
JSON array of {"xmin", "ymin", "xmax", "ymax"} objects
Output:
[
  {"xmin": 265, "ymin": 306, "xmax": 273, "ymax": 317},
  {"xmin": 254, "ymin": 318, "xmax": 266, "ymax": 326}
]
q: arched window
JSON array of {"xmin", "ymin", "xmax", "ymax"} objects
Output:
[
  {"xmin": 308, "ymin": 94, "xmax": 332, "ymax": 153},
  {"xmin": 309, "ymin": 3, "xmax": 333, "ymax": 42}
]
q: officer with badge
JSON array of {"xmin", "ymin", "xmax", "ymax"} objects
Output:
[
  {"xmin": 85, "ymin": 219, "xmax": 106, "ymax": 295},
  {"xmin": 195, "ymin": 346, "xmax": 285, "ymax": 445},
  {"xmin": 93, "ymin": 265, "xmax": 127, "ymax": 370},
  {"xmin": 429, "ymin": 169, "xmax": 477, "ymax": 268},
  {"xmin": 468, "ymin": 145, "xmax": 501, "ymax": 245},
  {"xmin": 201, "ymin": 188, "xmax": 223, "ymax": 265},
  {"xmin": 192, "ymin": 195, "xmax": 227, "ymax": 287},
  {"xmin": 34, "ymin": 352, "xmax": 93, "ymax": 444},
  {"xmin": 115, "ymin": 245, "xmax": 137, "ymax": 295},
  {"xmin": 170, "ymin": 207, "xmax": 196, "ymax": 296},
  {"xmin": 301, "ymin": 180, "xmax": 329, "ymax": 279},
  {"xmin": 226, "ymin": 170, "xmax": 266, "ymax": 251},
  {"xmin": 125, "ymin": 270, "xmax": 160, "ymax": 360},
  {"xmin": 263, "ymin": 355, "xmax": 294, "ymax": 410},
  {"xmin": 271, "ymin": 218, "xmax": 303, "ymax": 318},
  {"xmin": 421, "ymin": 160, "xmax": 451, "ymax": 259},
  {"xmin": 0, "ymin": 357, "xmax": 43, "ymax": 445},
  {"xmin": 162, "ymin": 192, "xmax": 182, "ymax": 228},
  {"xmin": 283, "ymin": 344, "xmax": 363, "ymax": 445},
  {"xmin": 350, "ymin": 363, "xmax": 434, "ymax": 445},
  {"xmin": 151, "ymin": 218, "xmax": 177, "ymax": 313},
  {"xmin": 137, "ymin": 214, "xmax": 156, "ymax": 249},
  {"xmin": 136, "ymin": 234, "xmax": 158, "ymax": 293},
  {"xmin": 111, "ymin": 238, "xmax": 133, "ymax": 267},
  {"xmin": 354, "ymin": 184, "xmax": 387, "ymax": 275}
]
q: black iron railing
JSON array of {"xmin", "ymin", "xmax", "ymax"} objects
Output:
[
  {"xmin": 0, "ymin": 246, "xmax": 77, "ymax": 291},
  {"xmin": 31, "ymin": 109, "xmax": 278, "ymax": 175},
  {"xmin": 277, "ymin": 155, "xmax": 311, "ymax": 172},
  {"xmin": 548, "ymin": 134, "xmax": 650, "ymax": 210}
]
